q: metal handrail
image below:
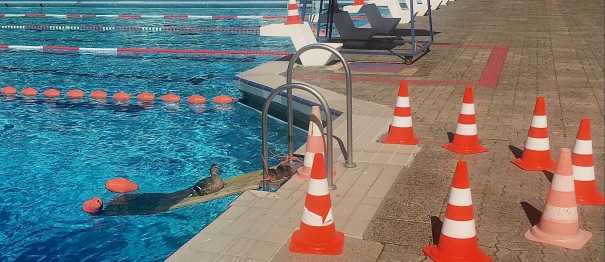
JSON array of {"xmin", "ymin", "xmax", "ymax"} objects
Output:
[
  {"xmin": 261, "ymin": 83, "xmax": 335, "ymax": 190},
  {"xmin": 285, "ymin": 43, "xmax": 356, "ymax": 168}
]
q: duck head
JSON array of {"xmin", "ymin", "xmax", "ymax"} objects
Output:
[{"xmin": 210, "ymin": 164, "xmax": 224, "ymax": 175}]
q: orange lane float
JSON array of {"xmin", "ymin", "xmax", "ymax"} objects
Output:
[
  {"xmin": 43, "ymin": 88, "xmax": 61, "ymax": 98},
  {"xmin": 21, "ymin": 87, "xmax": 39, "ymax": 97},
  {"xmin": 82, "ymin": 197, "xmax": 103, "ymax": 214},
  {"xmin": 67, "ymin": 89, "xmax": 85, "ymax": 99},
  {"xmin": 187, "ymin": 94, "xmax": 207, "ymax": 104},
  {"xmin": 112, "ymin": 91, "xmax": 131, "ymax": 102},
  {"xmin": 161, "ymin": 93, "xmax": 181, "ymax": 103},
  {"xmin": 1, "ymin": 86, "xmax": 17, "ymax": 95},
  {"xmin": 213, "ymin": 94, "xmax": 234, "ymax": 104},
  {"xmin": 90, "ymin": 90, "xmax": 108, "ymax": 99},
  {"xmin": 136, "ymin": 92, "xmax": 156, "ymax": 102},
  {"xmin": 105, "ymin": 178, "xmax": 139, "ymax": 193}
]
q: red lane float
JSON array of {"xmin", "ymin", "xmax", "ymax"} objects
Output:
[
  {"xmin": 213, "ymin": 94, "xmax": 234, "ymax": 104},
  {"xmin": 161, "ymin": 93, "xmax": 181, "ymax": 103},
  {"xmin": 1, "ymin": 85, "xmax": 17, "ymax": 95},
  {"xmin": 112, "ymin": 91, "xmax": 131, "ymax": 101},
  {"xmin": 67, "ymin": 89, "xmax": 85, "ymax": 99},
  {"xmin": 136, "ymin": 92, "xmax": 156, "ymax": 102},
  {"xmin": 43, "ymin": 88, "xmax": 61, "ymax": 98},
  {"xmin": 105, "ymin": 178, "xmax": 139, "ymax": 193},
  {"xmin": 21, "ymin": 87, "xmax": 38, "ymax": 96},
  {"xmin": 187, "ymin": 94, "xmax": 207, "ymax": 104},
  {"xmin": 82, "ymin": 197, "xmax": 103, "ymax": 214},
  {"xmin": 90, "ymin": 90, "xmax": 108, "ymax": 99}
]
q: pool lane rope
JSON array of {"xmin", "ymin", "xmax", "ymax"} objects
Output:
[
  {"xmin": 0, "ymin": 13, "xmax": 368, "ymax": 20},
  {"xmin": 0, "ymin": 44, "xmax": 292, "ymax": 56},
  {"xmin": 1, "ymin": 86, "xmax": 237, "ymax": 105},
  {"xmin": 0, "ymin": 25, "xmax": 261, "ymax": 33}
]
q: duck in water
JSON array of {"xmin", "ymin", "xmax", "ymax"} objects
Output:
[{"xmin": 189, "ymin": 164, "xmax": 224, "ymax": 197}]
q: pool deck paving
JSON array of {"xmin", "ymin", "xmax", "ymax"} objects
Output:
[{"xmin": 168, "ymin": 0, "xmax": 604, "ymax": 261}]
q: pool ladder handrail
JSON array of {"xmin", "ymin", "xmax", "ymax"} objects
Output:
[
  {"xmin": 261, "ymin": 43, "xmax": 356, "ymax": 191},
  {"xmin": 262, "ymin": 82, "xmax": 334, "ymax": 190},
  {"xmin": 286, "ymin": 43, "xmax": 356, "ymax": 170}
]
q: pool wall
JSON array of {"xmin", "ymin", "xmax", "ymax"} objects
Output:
[{"xmin": 234, "ymin": 74, "xmax": 342, "ymax": 129}]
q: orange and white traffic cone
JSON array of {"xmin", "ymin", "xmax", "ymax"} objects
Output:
[
  {"xmin": 289, "ymin": 153, "xmax": 344, "ymax": 255},
  {"xmin": 382, "ymin": 80, "xmax": 420, "ymax": 145},
  {"xmin": 285, "ymin": 0, "xmax": 303, "ymax": 25},
  {"xmin": 572, "ymin": 118, "xmax": 604, "ymax": 205},
  {"xmin": 442, "ymin": 86, "xmax": 488, "ymax": 155},
  {"xmin": 524, "ymin": 148, "xmax": 592, "ymax": 249},
  {"xmin": 422, "ymin": 160, "xmax": 493, "ymax": 262},
  {"xmin": 511, "ymin": 97, "xmax": 557, "ymax": 171},
  {"xmin": 297, "ymin": 106, "xmax": 326, "ymax": 180}
]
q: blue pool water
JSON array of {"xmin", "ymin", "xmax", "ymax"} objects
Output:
[{"xmin": 0, "ymin": 7, "xmax": 307, "ymax": 261}]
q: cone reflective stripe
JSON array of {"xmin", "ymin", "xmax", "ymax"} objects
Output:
[
  {"xmin": 572, "ymin": 118, "xmax": 604, "ymax": 205},
  {"xmin": 442, "ymin": 86, "xmax": 488, "ymax": 155},
  {"xmin": 290, "ymin": 153, "xmax": 344, "ymax": 255},
  {"xmin": 423, "ymin": 161, "xmax": 493, "ymax": 262},
  {"xmin": 511, "ymin": 97, "xmax": 557, "ymax": 171},
  {"xmin": 382, "ymin": 80, "xmax": 420, "ymax": 145},
  {"xmin": 524, "ymin": 148, "xmax": 592, "ymax": 249},
  {"xmin": 297, "ymin": 106, "xmax": 326, "ymax": 180},
  {"xmin": 285, "ymin": 0, "xmax": 303, "ymax": 24}
]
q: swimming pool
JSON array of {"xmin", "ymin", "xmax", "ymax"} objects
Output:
[{"xmin": 0, "ymin": 6, "xmax": 307, "ymax": 261}]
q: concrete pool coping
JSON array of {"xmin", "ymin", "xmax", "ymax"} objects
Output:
[{"xmin": 167, "ymin": 60, "xmax": 419, "ymax": 261}]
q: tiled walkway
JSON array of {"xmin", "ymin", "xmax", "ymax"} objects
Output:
[{"xmin": 170, "ymin": 0, "xmax": 604, "ymax": 261}]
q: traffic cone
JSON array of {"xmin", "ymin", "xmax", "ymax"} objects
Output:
[
  {"xmin": 353, "ymin": 0, "xmax": 365, "ymax": 5},
  {"xmin": 442, "ymin": 86, "xmax": 488, "ymax": 154},
  {"xmin": 572, "ymin": 118, "xmax": 604, "ymax": 205},
  {"xmin": 289, "ymin": 153, "xmax": 344, "ymax": 255},
  {"xmin": 422, "ymin": 161, "xmax": 493, "ymax": 262},
  {"xmin": 297, "ymin": 106, "xmax": 326, "ymax": 180},
  {"xmin": 382, "ymin": 81, "xmax": 420, "ymax": 145},
  {"xmin": 524, "ymin": 148, "xmax": 592, "ymax": 249},
  {"xmin": 285, "ymin": 0, "xmax": 303, "ymax": 25},
  {"xmin": 511, "ymin": 97, "xmax": 557, "ymax": 171}
]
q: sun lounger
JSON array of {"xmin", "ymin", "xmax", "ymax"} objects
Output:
[
  {"xmin": 343, "ymin": 3, "xmax": 401, "ymax": 35},
  {"xmin": 367, "ymin": 0, "xmax": 416, "ymax": 23},
  {"xmin": 331, "ymin": 11, "xmax": 377, "ymax": 40},
  {"xmin": 260, "ymin": 22, "xmax": 343, "ymax": 66}
]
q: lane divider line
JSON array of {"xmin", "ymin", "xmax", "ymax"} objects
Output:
[
  {"xmin": 0, "ymin": 44, "xmax": 291, "ymax": 56},
  {"xmin": 0, "ymin": 25, "xmax": 260, "ymax": 33},
  {"xmin": 0, "ymin": 13, "xmax": 368, "ymax": 20}
]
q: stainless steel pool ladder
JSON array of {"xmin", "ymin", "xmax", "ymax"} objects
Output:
[{"xmin": 261, "ymin": 43, "xmax": 356, "ymax": 191}]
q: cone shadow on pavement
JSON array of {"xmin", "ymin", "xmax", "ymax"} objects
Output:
[
  {"xmin": 508, "ymin": 145, "xmax": 523, "ymax": 159},
  {"xmin": 430, "ymin": 216, "xmax": 443, "ymax": 245},
  {"xmin": 520, "ymin": 201, "xmax": 542, "ymax": 226}
]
